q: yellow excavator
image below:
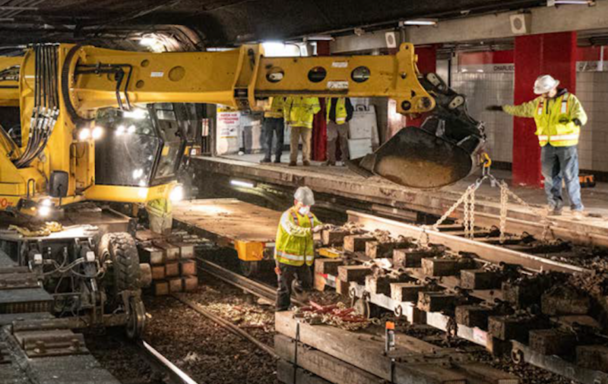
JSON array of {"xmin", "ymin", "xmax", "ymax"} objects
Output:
[{"xmin": 0, "ymin": 43, "xmax": 484, "ymax": 337}]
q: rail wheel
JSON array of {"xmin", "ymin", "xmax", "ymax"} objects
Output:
[
  {"xmin": 353, "ymin": 296, "xmax": 371, "ymax": 319},
  {"xmin": 126, "ymin": 296, "xmax": 146, "ymax": 339},
  {"xmin": 239, "ymin": 260, "xmax": 260, "ymax": 277}
]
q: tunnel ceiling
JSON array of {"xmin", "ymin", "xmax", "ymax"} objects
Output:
[{"xmin": 0, "ymin": 0, "xmax": 545, "ymax": 49}]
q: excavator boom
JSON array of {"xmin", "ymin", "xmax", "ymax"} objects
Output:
[{"xmin": 0, "ymin": 42, "xmax": 482, "ymax": 215}]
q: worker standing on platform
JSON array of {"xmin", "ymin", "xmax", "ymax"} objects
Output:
[
  {"xmin": 274, "ymin": 187, "xmax": 323, "ymax": 311},
  {"xmin": 260, "ymin": 97, "xmax": 285, "ymax": 164},
  {"xmin": 487, "ymin": 75, "xmax": 587, "ymax": 219},
  {"xmin": 323, "ymin": 97, "xmax": 354, "ymax": 166},
  {"xmin": 284, "ymin": 97, "xmax": 321, "ymax": 167}
]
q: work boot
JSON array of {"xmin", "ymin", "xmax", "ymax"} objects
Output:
[
  {"xmin": 303, "ymin": 160, "xmax": 311, "ymax": 166},
  {"xmin": 260, "ymin": 158, "xmax": 271, "ymax": 164},
  {"xmin": 273, "ymin": 157, "xmax": 281, "ymax": 164},
  {"xmin": 289, "ymin": 161, "xmax": 297, "ymax": 167},
  {"xmin": 572, "ymin": 210, "xmax": 585, "ymax": 220},
  {"xmin": 543, "ymin": 206, "xmax": 562, "ymax": 216}
]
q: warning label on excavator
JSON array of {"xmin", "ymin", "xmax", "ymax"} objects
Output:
[
  {"xmin": 327, "ymin": 81, "xmax": 349, "ymax": 90},
  {"xmin": 332, "ymin": 62, "xmax": 348, "ymax": 68}
]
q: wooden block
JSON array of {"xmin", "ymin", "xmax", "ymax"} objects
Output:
[
  {"xmin": 529, "ymin": 329, "xmax": 577, "ymax": 356},
  {"xmin": 502, "ymin": 278, "xmax": 549, "ymax": 309},
  {"xmin": 455, "ymin": 305, "xmax": 496, "ymax": 329},
  {"xmin": 183, "ymin": 276, "xmax": 198, "ymax": 292},
  {"xmin": 486, "ymin": 336, "xmax": 512, "ymax": 356},
  {"xmin": 169, "ymin": 278, "xmax": 183, "ymax": 293},
  {"xmin": 151, "ymin": 265, "xmax": 165, "ymax": 280},
  {"xmin": 321, "ymin": 229, "xmax": 350, "ymax": 246},
  {"xmin": 488, "ymin": 316, "xmax": 548, "ymax": 342},
  {"xmin": 393, "ymin": 249, "xmax": 433, "ymax": 268},
  {"xmin": 365, "ymin": 274, "xmax": 412, "ymax": 296},
  {"xmin": 153, "ymin": 280, "xmax": 169, "ymax": 296},
  {"xmin": 138, "ymin": 246, "xmax": 164, "ymax": 265},
  {"xmin": 343, "ymin": 235, "xmax": 375, "ymax": 252},
  {"xmin": 417, "ymin": 292, "xmax": 457, "ymax": 313},
  {"xmin": 314, "ymin": 274, "xmax": 327, "ymax": 292},
  {"xmin": 337, "ymin": 265, "xmax": 373, "ymax": 283},
  {"xmin": 460, "ymin": 270, "xmax": 502, "ymax": 290},
  {"xmin": 335, "ymin": 279, "xmax": 351, "ymax": 296},
  {"xmin": 165, "ymin": 262, "xmax": 179, "ymax": 277},
  {"xmin": 541, "ymin": 285, "xmax": 591, "ymax": 316},
  {"xmin": 275, "ymin": 334, "xmax": 385, "ymax": 384},
  {"xmin": 390, "ymin": 282, "xmax": 426, "ymax": 303},
  {"xmin": 365, "ymin": 241, "xmax": 412, "ymax": 259},
  {"xmin": 153, "ymin": 241, "xmax": 180, "ymax": 262},
  {"xmin": 422, "ymin": 257, "xmax": 474, "ymax": 277},
  {"xmin": 179, "ymin": 259, "xmax": 197, "ymax": 276},
  {"xmin": 177, "ymin": 243, "xmax": 195, "ymax": 259},
  {"xmin": 314, "ymin": 258, "xmax": 344, "ymax": 276},
  {"xmin": 577, "ymin": 345, "xmax": 608, "ymax": 371},
  {"xmin": 277, "ymin": 359, "xmax": 332, "ymax": 384}
]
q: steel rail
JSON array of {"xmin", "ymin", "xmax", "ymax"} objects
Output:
[
  {"xmin": 196, "ymin": 258, "xmax": 305, "ymax": 307},
  {"xmin": 138, "ymin": 340, "xmax": 198, "ymax": 384},
  {"xmin": 172, "ymin": 294, "xmax": 279, "ymax": 359}
]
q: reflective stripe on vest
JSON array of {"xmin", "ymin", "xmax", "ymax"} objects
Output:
[
  {"xmin": 276, "ymin": 250, "xmax": 305, "ymax": 261},
  {"xmin": 291, "ymin": 209, "xmax": 314, "ymax": 228},
  {"xmin": 561, "ymin": 94, "xmax": 569, "ymax": 114}
]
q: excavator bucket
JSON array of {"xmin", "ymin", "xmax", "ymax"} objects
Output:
[
  {"xmin": 349, "ymin": 127, "xmax": 474, "ymax": 189},
  {"xmin": 348, "ymin": 73, "xmax": 485, "ymax": 189}
]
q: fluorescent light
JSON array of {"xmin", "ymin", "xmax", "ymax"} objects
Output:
[
  {"xmin": 140, "ymin": 37, "xmax": 157, "ymax": 46},
  {"xmin": 401, "ymin": 19, "xmax": 437, "ymax": 26},
  {"xmin": 230, "ymin": 180, "xmax": 255, "ymax": 189},
  {"xmin": 548, "ymin": 0, "xmax": 594, "ymax": 5}
]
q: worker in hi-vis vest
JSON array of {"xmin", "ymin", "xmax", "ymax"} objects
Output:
[
  {"xmin": 487, "ymin": 74, "xmax": 588, "ymax": 219},
  {"xmin": 274, "ymin": 187, "xmax": 323, "ymax": 311},
  {"xmin": 323, "ymin": 97, "xmax": 354, "ymax": 166}
]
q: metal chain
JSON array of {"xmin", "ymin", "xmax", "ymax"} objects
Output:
[
  {"xmin": 432, "ymin": 184, "xmax": 477, "ymax": 232},
  {"xmin": 469, "ymin": 187, "xmax": 476, "ymax": 239},
  {"xmin": 499, "ymin": 181, "xmax": 509, "ymax": 244}
]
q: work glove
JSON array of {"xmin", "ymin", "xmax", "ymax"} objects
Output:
[
  {"xmin": 485, "ymin": 105, "xmax": 503, "ymax": 112},
  {"xmin": 573, "ymin": 118, "xmax": 583, "ymax": 127},
  {"xmin": 274, "ymin": 266, "xmax": 282, "ymax": 275},
  {"xmin": 312, "ymin": 225, "xmax": 324, "ymax": 234}
]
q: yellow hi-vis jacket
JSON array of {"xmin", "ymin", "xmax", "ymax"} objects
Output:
[
  {"xmin": 274, "ymin": 207, "xmax": 322, "ymax": 267},
  {"xmin": 503, "ymin": 91, "xmax": 587, "ymax": 147},
  {"xmin": 146, "ymin": 198, "xmax": 172, "ymax": 218},
  {"xmin": 264, "ymin": 97, "xmax": 285, "ymax": 119},
  {"xmin": 326, "ymin": 97, "xmax": 348, "ymax": 125},
  {"xmin": 284, "ymin": 97, "xmax": 321, "ymax": 129}
]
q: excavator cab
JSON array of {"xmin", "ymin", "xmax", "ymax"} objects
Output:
[
  {"xmin": 94, "ymin": 103, "xmax": 191, "ymax": 189},
  {"xmin": 349, "ymin": 73, "xmax": 485, "ymax": 189}
]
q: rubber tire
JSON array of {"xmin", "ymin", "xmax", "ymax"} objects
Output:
[
  {"xmin": 239, "ymin": 260, "xmax": 260, "ymax": 278},
  {"xmin": 99, "ymin": 232, "xmax": 142, "ymax": 300}
]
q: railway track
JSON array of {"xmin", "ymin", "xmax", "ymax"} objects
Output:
[{"xmin": 137, "ymin": 340, "xmax": 199, "ymax": 384}]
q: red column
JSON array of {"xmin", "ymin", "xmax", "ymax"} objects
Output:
[
  {"xmin": 311, "ymin": 41, "xmax": 329, "ymax": 161},
  {"xmin": 512, "ymin": 32, "xmax": 577, "ymax": 187},
  {"xmin": 407, "ymin": 45, "xmax": 437, "ymax": 128}
]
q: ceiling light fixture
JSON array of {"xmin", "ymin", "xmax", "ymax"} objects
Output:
[
  {"xmin": 400, "ymin": 19, "xmax": 438, "ymax": 26},
  {"xmin": 547, "ymin": 0, "xmax": 595, "ymax": 5}
]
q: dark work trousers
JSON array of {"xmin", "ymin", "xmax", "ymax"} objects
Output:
[
  {"xmin": 262, "ymin": 117, "xmax": 285, "ymax": 161},
  {"xmin": 276, "ymin": 263, "xmax": 312, "ymax": 310}
]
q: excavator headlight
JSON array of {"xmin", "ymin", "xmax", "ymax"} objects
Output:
[
  {"xmin": 78, "ymin": 128, "xmax": 91, "ymax": 141},
  {"xmin": 38, "ymin": 199, "xmax": 52, "ymax": 217},
  {"xmin": 169, "ymin": 185, "xmax": 184, "ymax": 203},
  {"xmin": 92, "ymin": 126, "xmax": 104, "ymax": 140}
]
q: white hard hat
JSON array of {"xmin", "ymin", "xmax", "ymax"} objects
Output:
[
  {"xmin": 534, "ymin": 75, "xmax": 560, "ymax": 95},
  {"xmin": 294, "ymin": 186, "xmax": 315, "ymax": 206}
]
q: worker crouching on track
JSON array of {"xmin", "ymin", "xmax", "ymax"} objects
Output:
[
  {"xmin": 487, "ymin": 74, "xmax": 588, "ymax": 219},
  {"xmin": 274, "ymin": 187, "xmax": 323, "ymax": 311}
]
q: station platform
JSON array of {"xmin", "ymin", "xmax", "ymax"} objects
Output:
[{"xmin": 192, "ymin": 154, "xmax": 608, "ymax": 247}]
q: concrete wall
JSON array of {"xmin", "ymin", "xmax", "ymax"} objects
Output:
[{"xmin": 577, "ymin": 72, "xmax": 608, "ymax": 172}]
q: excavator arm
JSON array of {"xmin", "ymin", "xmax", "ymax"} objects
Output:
[{"xmin": 0, "ymin": 42, "xmax": 481, "ymax": 215}]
